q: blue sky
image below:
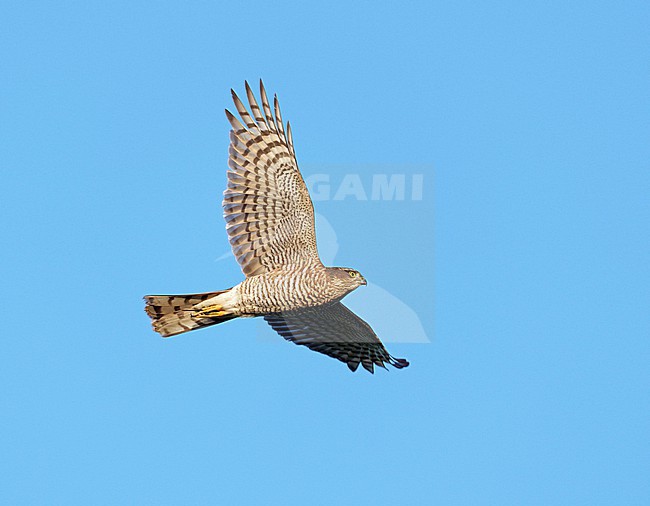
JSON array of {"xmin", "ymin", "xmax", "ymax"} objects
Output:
[{"xmin": 1, "ymin": 1, "xmax": 649, "ymax": 504}]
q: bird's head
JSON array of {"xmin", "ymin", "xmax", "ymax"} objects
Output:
[{"xmin": 327, "ymin": 267, "xmax": 367, "ymax": 298}]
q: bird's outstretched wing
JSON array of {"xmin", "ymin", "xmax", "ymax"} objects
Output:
[
  {"xmin": 224, "ymin": 80, "xmax": 320, "ymax": 277},
  {"xmin": 264, "ymin": 302, "xmax": 410, "ymax": 373}
]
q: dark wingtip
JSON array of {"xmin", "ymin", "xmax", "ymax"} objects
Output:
[
  {"xmin": 347, "ymin": 361, "xmax": 360, "ymax": 372},
  {"xmin": 225, "ymin": 109, "xmax": 238, "ymax": 124},
  {"xmin": 390, "ymin": 357, "xmax": 410, "ymax": 369},
  {"xmin": 376, "ymin": 361, "xmax": 389, "ymax": 371},
  {"xmin": 362, "ymin": 362, "xmax": 375, "ymax": 374}
]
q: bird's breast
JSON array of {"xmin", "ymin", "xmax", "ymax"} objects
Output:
[{"xmin": 239, "ymin": 266, "xmax": 334, "ymax": 314}]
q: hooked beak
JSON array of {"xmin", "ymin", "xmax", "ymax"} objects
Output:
[{"xmin": 361, "ymin": 278, "xmax": 367, "ymax": 286}]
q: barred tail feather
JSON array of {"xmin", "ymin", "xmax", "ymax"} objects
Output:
[{"xmin": 144, "ymin": 290, "xmax": 236, "ymax": 338}]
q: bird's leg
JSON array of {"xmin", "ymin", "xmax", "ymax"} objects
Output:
[{"xmin": 192, "ymin": 304, "xmax": 229, "ymax": 318}]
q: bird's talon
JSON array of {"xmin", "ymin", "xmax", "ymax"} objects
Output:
[{"xmin": 192, "ymin": 304, "xmax": 227, "ymax": 319}]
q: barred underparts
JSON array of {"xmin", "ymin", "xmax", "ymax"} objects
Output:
[{"xmin": 144, "ymin": 80, "xmax": 409, "ymax": 373}]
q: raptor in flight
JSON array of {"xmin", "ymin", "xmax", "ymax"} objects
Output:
[{"xmin": 144, "ymin": 81, "xmax": 409, "ymax": 373}]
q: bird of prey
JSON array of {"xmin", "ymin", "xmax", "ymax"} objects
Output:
[{"xmin": 144, "ymin": 81, "xmax": 409, "ymax": 373}]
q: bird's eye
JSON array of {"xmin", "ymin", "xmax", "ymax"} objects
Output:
[{"xmin": 349, "ymin": 271, "xmax": 357, "ymax": 278}]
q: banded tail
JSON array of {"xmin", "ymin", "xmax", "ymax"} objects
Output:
[{"xmin": 144, "ymin": 290, "xmax": 236, "ymax": 337}]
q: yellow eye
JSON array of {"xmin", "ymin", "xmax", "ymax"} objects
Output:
[{"xmin": 349, "ymin": 271, "xmax": 358, "ymax": 278}]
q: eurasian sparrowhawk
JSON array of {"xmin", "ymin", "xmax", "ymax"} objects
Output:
[{"xmin": 144, "ymin": 81, "xmax": 409, "ymax": 373}]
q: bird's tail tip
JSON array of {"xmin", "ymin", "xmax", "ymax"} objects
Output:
[{"xmin": 143, "ymin": 290, "xmax": 235, "ymax": 338}]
